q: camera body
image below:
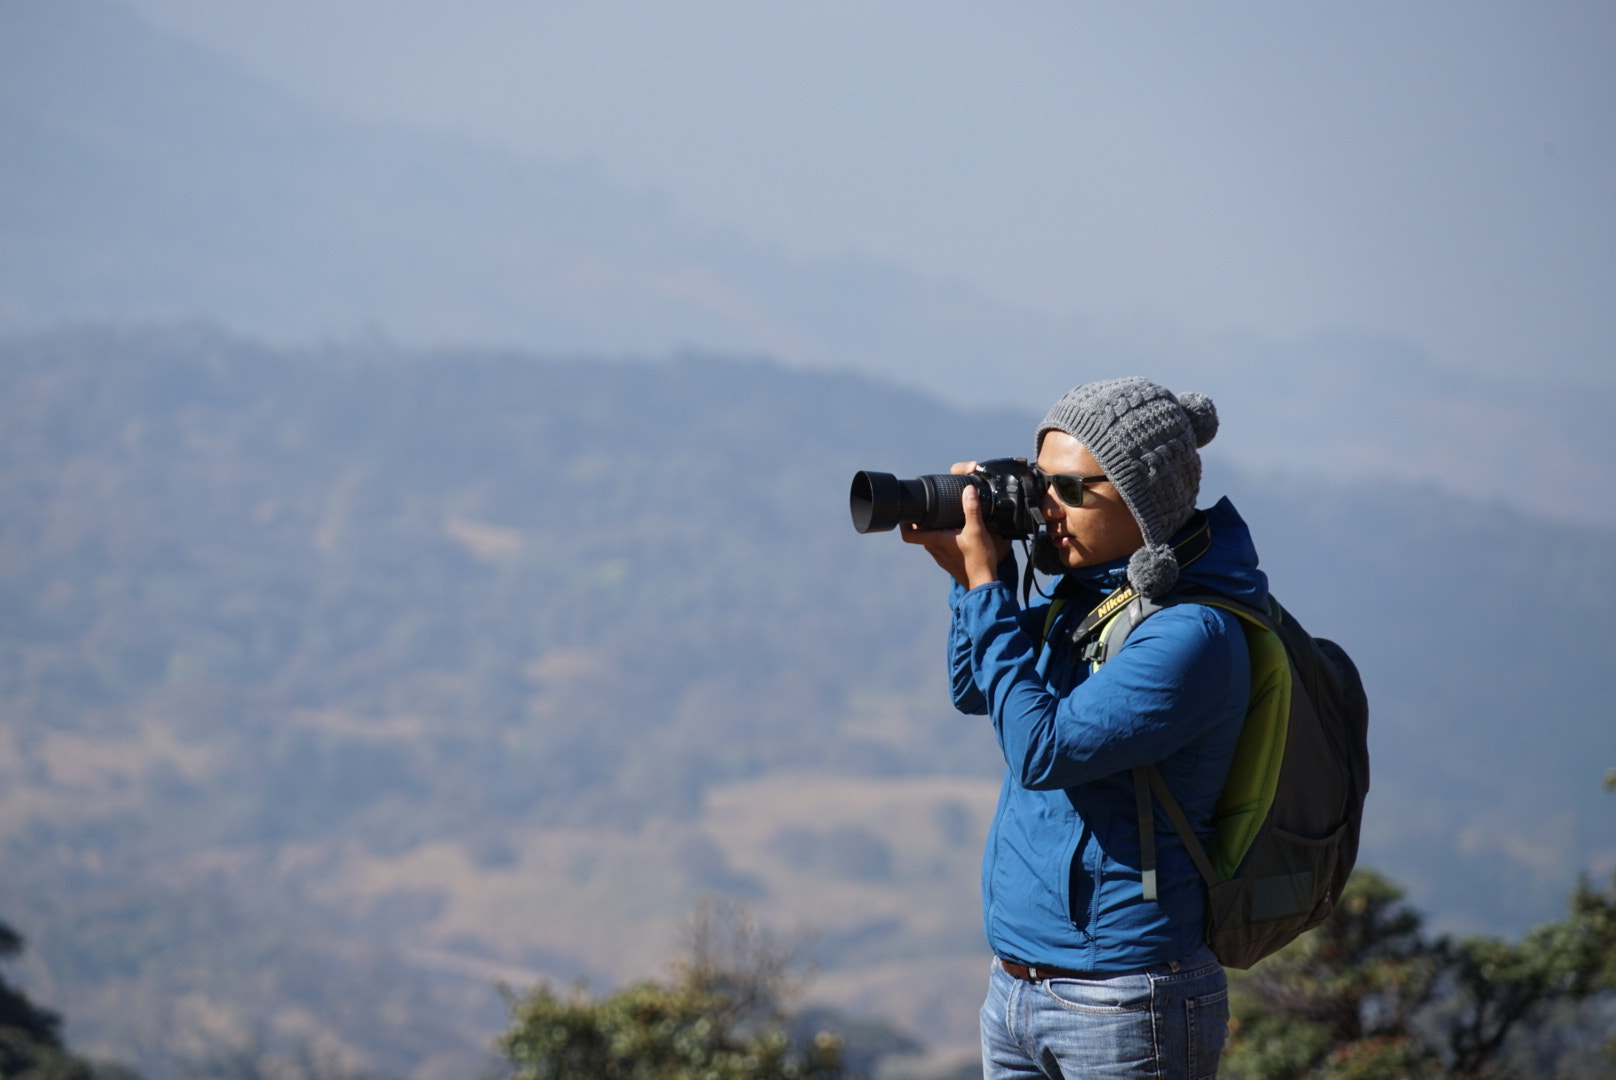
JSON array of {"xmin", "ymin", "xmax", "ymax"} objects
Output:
[{"xmin": 849, "ymin": 457, "xmax": 1045, "ymax": 539}]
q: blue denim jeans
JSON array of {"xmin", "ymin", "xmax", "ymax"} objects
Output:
[{"xmin": 979, "ymin": 947, "xmax": 1229, "ymax": 1079}]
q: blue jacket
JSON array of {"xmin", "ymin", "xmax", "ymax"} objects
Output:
[{"xmin": 948, "ymin": 497, "xmax": 1268, "ymax": 971}]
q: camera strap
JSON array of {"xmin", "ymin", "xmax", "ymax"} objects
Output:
[
  {"xmin": 1065, "ymin": 512, "xmax": 1212, "ymax": 651},
  {"xmin": 1019, "ymin": 538, "xmax": 1051, "ymax": 609}
]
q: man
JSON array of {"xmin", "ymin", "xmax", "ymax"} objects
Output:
[{"xmin": 903, "ymin": 377, "xmax": 1266, "ymax": 1079}]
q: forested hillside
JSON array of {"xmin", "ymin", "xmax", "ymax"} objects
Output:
[{"xmin": 1, "ymin": 325, "xmax": 1612, "ymax": 1077}]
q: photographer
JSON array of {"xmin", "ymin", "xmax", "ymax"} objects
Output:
[{"xmin": 902, "ymin": 377, "xmax": 1265, "ymax": 1080}]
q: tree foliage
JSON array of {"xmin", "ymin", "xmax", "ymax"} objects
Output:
[
  {"xmin": 501, "ymin": 901, "xmax": 846, "ymax": 1080},
  {"xmin": 0, "ymin": 921, "xmax": 138, "ymax": 1080},
  {"xmin": 1224, "ymin": 868, "xmax": 1616, "ymax": 1080}
]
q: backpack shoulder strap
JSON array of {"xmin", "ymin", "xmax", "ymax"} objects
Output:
[
  {"xmin": 1102, "ymin": 590, "xmax": 1224, "ymax": 901},
  {"xmin": 1131, "ymin": 590, "xmax": 1297, "ymax": 900},
  {"xmin": 1089, "ymin": 594, "xmax": 1166, "ymax": 669},
  {"xmin": 1133, "ymin": 764, "xmax": 1220, "ymax": 900},
  {"xmin": 1168, "ymin": 583, "xmax": 1283, "ymax": 633}
]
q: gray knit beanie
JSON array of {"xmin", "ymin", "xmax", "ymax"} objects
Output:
[{"xmin": 1035, "ymin": 377, "xmax": 1219, "ymax": 597}]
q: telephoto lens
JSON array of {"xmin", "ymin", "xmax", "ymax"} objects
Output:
[{"xmin": 849, "ymin": 471, "xmax": 971, "ymax": 533}]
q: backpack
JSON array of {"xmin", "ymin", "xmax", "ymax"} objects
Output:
[{"xmin": 1041, "ymin": 523, "xmax": 1371, "ymax": 970}]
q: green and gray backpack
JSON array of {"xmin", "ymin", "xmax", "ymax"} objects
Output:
[{"xmin": 1042, "ymin": 520, "xmax": 1371, "ymax": 970}]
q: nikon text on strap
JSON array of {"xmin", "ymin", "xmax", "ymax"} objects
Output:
[
  {"xmin": 1033, "ymin": 512, "xmax": 1212, "ymax": 664},
  {"xmin": 1068, "ymin": 513, "xmax": 1210, "ymax": 644}
]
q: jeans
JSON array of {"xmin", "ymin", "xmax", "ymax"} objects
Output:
[{"xmin": 979, "ymin": 947, "xmax": 1229, "ymax": 1079}]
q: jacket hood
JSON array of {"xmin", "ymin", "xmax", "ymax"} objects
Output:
[{"xmin": 1176, "ymin": 496, "xmax": 1269, "ymax": 609}]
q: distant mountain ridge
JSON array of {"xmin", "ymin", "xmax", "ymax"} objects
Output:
[
  {"xmin": 2, "ymin": 0, "xmax": 1614, "ymax": 526},
  {"xmin": 1, "ymin": 323, "xmax": 1612, "ymax": 1076}
]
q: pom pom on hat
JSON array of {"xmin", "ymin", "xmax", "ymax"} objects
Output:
[
  {"xmin": 1177, "ymin": 392, "xmax": 1218, "ymax": 448},
  {"xmin": 1128, "ymin": 542, "xmax": 1180, "ymax": 599}
]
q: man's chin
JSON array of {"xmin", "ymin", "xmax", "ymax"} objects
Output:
[{"xmin": 1030, "ymin": 531, "xmax": 1069, "ymax": 575}]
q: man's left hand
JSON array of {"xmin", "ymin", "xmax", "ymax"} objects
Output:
[{"xmin": 900, "ymin": 462, "xmax": 1012, "ymax": 589}]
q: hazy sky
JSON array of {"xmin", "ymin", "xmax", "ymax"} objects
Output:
[{"xmin": 122, "ymin": 0, "xmax": 1616, "ymax": 387}]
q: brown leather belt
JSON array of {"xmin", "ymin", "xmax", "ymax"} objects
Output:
[{"xmin": 998, "ymin": 958, "xmax": 1103, "ymax": 982}]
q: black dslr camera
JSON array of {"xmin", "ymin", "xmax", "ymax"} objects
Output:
[{"xmin": 849, "ymin": 458, "xmax": 1044, "ymax": 540}]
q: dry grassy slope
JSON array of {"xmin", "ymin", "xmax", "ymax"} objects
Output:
[{"xmin": 294, "ymin": 772, "xmax": 999, "ymax": 1046}]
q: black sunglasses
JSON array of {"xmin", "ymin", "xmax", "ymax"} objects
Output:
[{"xmin": 1033, "ymin": 466, "xmax": 1109, "ymax": 508}]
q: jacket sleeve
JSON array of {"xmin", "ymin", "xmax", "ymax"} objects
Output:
[
  {"xmin": 946, "ymin": 555, "xmax": 1029, "ymax": 715},
  {"xmin": 954, "ymin": 583, "xmax": 1247, "ymax": 789},
  {"xmin": 947, "ymin": 581, "xmax": 988, "ymax": 714}
]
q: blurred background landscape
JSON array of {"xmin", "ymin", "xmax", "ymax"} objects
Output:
[{"xmin": 1, "ymin": 1, "xmax": 1613, "ymax": 1077}]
